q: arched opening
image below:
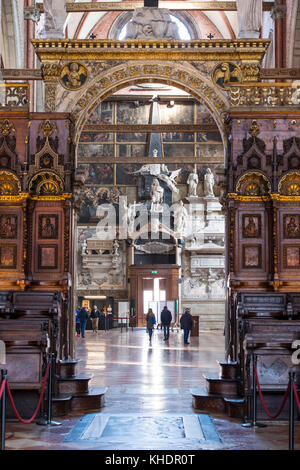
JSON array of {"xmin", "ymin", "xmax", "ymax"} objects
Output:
[{"xmin": 75, "ymin": 81, "xmax": 226, "ymax": 332}]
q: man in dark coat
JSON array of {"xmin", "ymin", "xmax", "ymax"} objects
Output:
[
  {"xmin": 90, "ymin": 305, "xmax": 100, "ymax": 334},
  {"xmin": 180, "ymin": 308, "xmax": 193, "ymax": 345},
  {"xmin": 160, "ymin": 306, "xmax": 172, "ymax": 341},
  {"xmin": 78, "ymin": 306, "xmax": 90, "ymax": 338}
]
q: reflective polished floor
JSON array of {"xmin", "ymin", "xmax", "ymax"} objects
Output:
[{"xmin": 3, "ymin": 328, "xmax": 300, "ymax": 450}]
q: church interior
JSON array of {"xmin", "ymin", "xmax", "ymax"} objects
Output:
[{"xmin": 1, "ymin": 0, "xmax": 300, "ymax": 452}]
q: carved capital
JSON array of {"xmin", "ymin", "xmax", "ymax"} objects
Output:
[
  {"xmin": 42, "ymin": 63, "xmax": 62, "ymax": 81},
  {"xmin": 271, "ymin": 3, "xmax": 287, "ymax": 20}
]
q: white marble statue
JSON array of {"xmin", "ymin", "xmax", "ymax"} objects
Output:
[
  {"xmin": 204, "ymin": 168, "xmax": 215, "ymax": 197},
  {"xmin": 134, "ymin": 149, "xmax": 180, "ymax": 193},
  {"xmin": 113, "ymin": 239, "xmax": 120, "ymax": 256},
  {"xmin": 174, "ymin": 201, "xmax": 188, "ymax": 235},
  {"xmin": 127, "ymin": 201, "xmax": 137, "ymax": 234},
  {"xmin": 236, "ymin": 0, "xmax": 262, "ymax": 39},
  {"xmin": 150, "ymin": 178, "xmax": 164, "ymax": 213},
  {"xmin": 125, "ymin": 7, "xmax": 180, "ymax": 40},
  {"xmin": 37, "ymin": 0, "xmax": 67, "ymax": 38},
  {"xmin": 187, "ymin": 168, "xmax": 199, "ymax": 197}
]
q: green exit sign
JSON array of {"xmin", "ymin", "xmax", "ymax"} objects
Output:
[{"xmin": 151, "ymin": 270, "xmax": 158, "ymax": 274}]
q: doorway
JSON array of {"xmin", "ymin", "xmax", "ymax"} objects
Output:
[{"xmin": 129, "ymin": 265, "xmax": 179, "ymax": 327}]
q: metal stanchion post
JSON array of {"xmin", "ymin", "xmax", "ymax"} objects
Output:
[
  {"xmin": 47, "ymin": 353, "xmax": 61, "ymax": 426},
  {"xmin": 242, "ymin": 354, "xmax": 267, "ymax": 428},
  {"xmin": 289, "ymin": 371, "xmax": 295, "ymax": 451},
  {"xmin": 1, "ymin": 370, "xmax": 7, "ymax": 451}
]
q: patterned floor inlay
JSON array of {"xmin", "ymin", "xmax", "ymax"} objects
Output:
[{"xmin": 64, "ymin": 413, "xmax": 221, "ymax": 449}]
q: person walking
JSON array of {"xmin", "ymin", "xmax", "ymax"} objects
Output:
[
  {"xmin": 180, "ymin": 308, "xmax": 193, "ymax": 345},
  {"xmin": 75, "ymin": 307, "xmax": 81, "ymax": 337},
  {"xmin": 90, "ymin": 304, "xmax": 100, "ymax": 334},
  {"xmin": 78, "ymin": 305, "xmax": 90, "ymax": 338},
  {"xmin": 146, "ymin": 308, "xmax": 156, "ymax": 344},
  {"xmin": 161, "ymin": 305, "xmax": 172, "ymax": 341}
]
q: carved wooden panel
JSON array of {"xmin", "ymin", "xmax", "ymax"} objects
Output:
[
  {"xmin": 235, "ymin": 206, "xmax": 268, "ymax": 278},
  {"xmin": 32, "ymin": 207, "xmax": 64, "ymax": 276},
  {"xmin": 278, "ymin": 207, "xmax": 300, "ymax": 278}
]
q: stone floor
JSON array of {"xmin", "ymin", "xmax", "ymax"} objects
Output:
[{"xmin": 2, "ymin": 327, "xmax": 300, "ymax": 451}]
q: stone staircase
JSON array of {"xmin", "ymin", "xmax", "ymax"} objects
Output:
[
  {"xmin": 52, "ymin": 359, "xmax": 107, "ymax": 417},
  {"xmin": 191, "ymin": 360, "xmax": 246, "ymax": 419}
]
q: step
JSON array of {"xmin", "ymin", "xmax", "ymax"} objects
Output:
[
  {"xmin": 57, "ymin": 359, "xmax": 80, "ymax": 379},
  {"xmin": 191, "ymin": 387, "xmax": 226, "ymax": 414},
  {"xmin": 70, "ymin": 387, "xmax": 107, "ymax": 412},
  {"xmin": 218, "ymin": 361, "xmax": 239, "ymax": 380},
  {"xmin": 52, "ymin": 395, "xmax": 72, "ymax": 417},
  {"xmin": 204, "ymin": 374, "xmax": 239, "ymax": 397},
  {"xmin": 224, "ymin": 398, "xmax": 246, "ymax": 419},
  {"xmin": 56, "ymin": 373, "xmax": 93, "ymax": 395}
]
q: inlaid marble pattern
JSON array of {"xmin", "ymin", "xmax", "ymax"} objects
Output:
[{"xmin": 64, "ymin": 412, "xmax": 221, "ymax": 449}]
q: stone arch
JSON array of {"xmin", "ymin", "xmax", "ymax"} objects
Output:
[{"xmin": 70, "ymin": 61, "xmax": 230, "ymax": 156}]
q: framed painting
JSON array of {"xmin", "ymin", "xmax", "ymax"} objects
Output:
[
  {"xmin": 77, "ymin": 144, "xmax": 114, "ymax": 160},
  {"xmin": 116, "ymin": 144, "xmax": 147, "ymax": 159},
  {"xmin": 283, "ymin": 246, "xmax": 300, "ymax": 269},
  {"xmin": 159, "ymin": 103, "xmax": 194, "ymax": 125},
  {"xmin": 242, "ymin": 245, "xmax": 262, "ymax": 269},
  {"xmin": 85, "ymin": 164, "xmax": 114, "ymax": 185},
  {"xmin": 117, "ymin": 102, "xmax": 151, "ymax": 125},
  {"xmin": 242, "ymin": 215, "xmax": 261, "ymax": 239},
  {"xmin": 116, "ymin": 133, "xmax": 147, "ymax": 143},
  {"xmin": 0, "ymin": 245, "xmax": 17, "ymax": 269},
  {"xmin": 284, "ymin": 215, "xmax": 300, "ymax": 239},
  {"xmin": 38, "ymin": 245, "xmax": 58, "ymax": 270},
  {"xmin": 38, "ymin": 214, "xmax": 59, "ymax": 240},
  {"xmin": 87, "ymin": 101, "xmax": 114, "ymax": 125},
  {"xmin": 0, "ymin": 215, "xmax": 17, "ymax": 239}
]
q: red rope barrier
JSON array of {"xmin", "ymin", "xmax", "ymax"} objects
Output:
[
  {"xmin": 0, "ymin": 379, "xmax": 6, "ymax": 401},
  {"xmin": 254, "ymin": 363, "xmax": 290, "ymax": 419},
  {"xmin": 6, "ymin": 363, "xmax": 50, "ymax": 424},
  {"xmin": 292, "ymin": 382, "xmax": 300, "ymax": 414}
]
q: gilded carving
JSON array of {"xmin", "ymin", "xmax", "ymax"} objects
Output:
[
  {"xmin": 38, "ymin": 119, "xmax": 57, "ymax": 139},
  {"xmin": 60, "ymin": 62, "xmax": 88, "ymax": 90},
  {"xmin": 236, "ymin": 171, "xmax": 271, "ymax": 196},
  {"xmin": 29, "ymin": 171, "xmax": 64, "ymax": 196},
  {"xmin": 71, "ymin": 62, "xmax": 229, "ymax": 139},
  {"xmin": 45, "ymin": 83, "xmax": 57, "ymax": 112},
  {"xmin": 0, "ymin": 171, "xmax": 21, "ymax": 196},
  {"xmin": 278, "ymin": 171, "xmax": 300, "ymax": 196},
  {"xmin": 241, "ymin": 64, "xmax": 260, "ymax": 82},
  {"xmin": 213, "ymin": 62, "xmax": 242, "ymax": 89}
]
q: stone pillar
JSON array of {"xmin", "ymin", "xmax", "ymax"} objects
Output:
[
  {"xmin": 271, "ymin": 0, "xmax": 287, "ymax": 68},
  {"xmin": 236, "ymin": 0, "xmax": 262, "ymax": 38}
]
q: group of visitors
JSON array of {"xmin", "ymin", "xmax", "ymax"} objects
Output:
[
  {"xmin": 75, "ymin": 304, "xmax": 101, "ymax": 338},
  {"xmin": 146, "ymin": 306, "xmax": 193, "ymax": 345}
]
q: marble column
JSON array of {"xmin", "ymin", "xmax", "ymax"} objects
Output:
[{"xmin": 236, "ymin": 0, "xmax": 262, "ymax": 38}]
